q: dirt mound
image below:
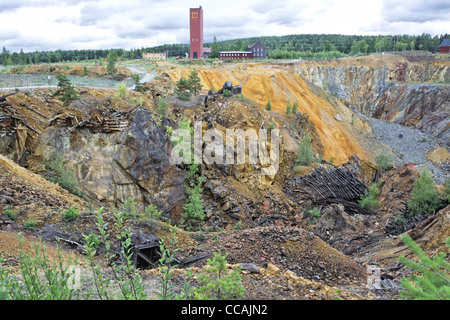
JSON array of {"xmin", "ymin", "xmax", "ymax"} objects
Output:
[
  {"xmin": 181, "ymin": 226, "xmax": 366, "ymax": 286},
  {"xmin": 166, "ymin": 64, "xmax": 371, "ymax": 165}
]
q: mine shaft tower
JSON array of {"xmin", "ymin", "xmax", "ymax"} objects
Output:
[{"xmin": 190, "ymin": 6, "xmax": 203, "ymax": 59}]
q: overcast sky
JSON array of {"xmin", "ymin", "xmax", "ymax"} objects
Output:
[{"xmin": 1, "ymin": 0, "xmax": 449, "ymax": 53}]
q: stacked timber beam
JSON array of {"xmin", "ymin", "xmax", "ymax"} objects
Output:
[{"xmin": 284, "ymin": 165, "xmax": 374, "ymax": 215}]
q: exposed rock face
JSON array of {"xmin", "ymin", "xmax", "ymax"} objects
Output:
[
  {"xmin": 295, "ymin": 61, "xmax": 450, "ymax": 146},
  {"xmin": 33, "ymin": 107, "xmax": 185, "ymax": 222}
]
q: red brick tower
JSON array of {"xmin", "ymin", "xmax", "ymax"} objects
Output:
[{"xmin": 190, "ymin": 6, "xmax": 203, "ymax": 59}]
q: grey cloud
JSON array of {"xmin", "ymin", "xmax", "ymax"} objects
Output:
[
  {"xmin": 0, "ymin": 30, "xmax": 19, "ymax": 40},
  {"xmin": 382, "ymin": 0, "xmax": 450, "ymax": 23}
]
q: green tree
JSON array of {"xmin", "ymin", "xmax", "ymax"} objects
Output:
[
  {"xmin": 296, "ymin": 135, "xmax": 314, "ymax": 166},
  {"xmin": 155, "ymin": 98, "xmax": 172, "ymax": 123},
  {"xmin": 285, "ymin": 100, "xmax": 292, "ymax": 116},
  {"xmin": 188, "ymin": 70, "xmax": 203, "ymax": 95},
  {"xmin": 175, "ymin": 77, "xmax": 191, "ymax": 101},
  {"xmin": 265, "ymin": 99, "xmax": 272, "ymax": 111},
  {"xmin": 210, "ymin": 36, "xmax": 221, "ymax": 59},
  {"xmin": 407, "ymin": 169, "xmax": 440, "ymax": 217},
  {"xmin": 33, "ymin": 52, "xmax": 40, "ymax": 64},
  {"xmin": 181, "ymin": 176, "xmax": 205, "ymax": 232},
  {"xmin": 52, "ymin": 74, "xmax": 80, "ymax": 106},
  {"xmin": 107, "ymin": 50, "xmax": 118, "ymax": 75},
  {"xmin": 292, "ymin": 101, "xmax": 298, "ymax": 115},
  {"xmin": 398, "ymin": 234, "xmax": 450, "ymax": 300},
  {"xmin": 18, "ymin": 49, "xmax": 26, "ymax": 65},
  {"xmin": 192, "ymin": 250, "xmax": 245, "ymax": 300}
]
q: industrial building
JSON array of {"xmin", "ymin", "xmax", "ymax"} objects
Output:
[
  {"xmin": 143, "ymin": 52, "xmax": 167, "ymax": 61},
  {"xmin": 218, "ymin": 51, "xmax": 253, "ymax": 60},
  {"xmin": 190, "ymin": 6, "xmax": 204, "ymax": 59},
  {"xmin": 440, "ymin": 39, "xmax": 450, "ymax": 53}
]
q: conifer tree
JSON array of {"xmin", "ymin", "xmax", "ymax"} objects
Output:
[
  {"xmin": 188, "ymin": 70, "xmax": 203, "ymax": 95},
  {"xmin": 292, "ymin": 101, "xmax": 298, "ymax": 115},
  {"xmin": 398, "ymin": 234, "xmax": 450, "ymax": 300},
  {"xmin": 265, "ymin": 99, "xmax": 272, "ymax": 111},
  {"xmin": 285, "ymin": 100, "xmax": 291, "ymax": 116}
]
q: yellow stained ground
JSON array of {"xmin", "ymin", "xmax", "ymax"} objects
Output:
[{"xmin": 167, "ymin": 64, "xmax": 368, "ymax": 165}]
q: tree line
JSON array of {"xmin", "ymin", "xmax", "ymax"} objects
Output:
[{"xmin": 1, "ymin": 33, "xmax": 448, "ymax": 66}]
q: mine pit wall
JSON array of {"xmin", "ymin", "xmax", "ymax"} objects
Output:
[{"xmin": 294, "ymin": 63, "xmax": 450, "ymax": 147}]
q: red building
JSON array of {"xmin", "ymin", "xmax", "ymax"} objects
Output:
[
  {"xmin": 218, "ymin": 51, "xmax": 253, "ymax": 60},
  {"xmin": 440, "ymin": 39, "xmax": 450, "ymax": 53},
  {"xmin": 190, "ymin": 6, "xmax": 203, "ymax": 59}
]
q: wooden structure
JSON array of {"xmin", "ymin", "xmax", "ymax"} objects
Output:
[
  {"xmin": 284, "ymin": 165, "xmax": 375, "ymax": 215},
  {"xmin": 128, "ymin": 230, "xmax": 209, "ymax": 269},
  {"xmin": 143, "ymin": 52, "xmax": 167, "ymax": 61},
  {"xmin": 440, "ymin": 39, "xmax": 450, "ymax": 53},
  {"xmin": 219, "ymin": 51, "xmax": 253, "ymax": 60}
]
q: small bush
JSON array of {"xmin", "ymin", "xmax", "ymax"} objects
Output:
[
  {"xmin": 4, "ymin": 205, "xmax": 15, "ymax": 220},
  {"xmin": 181, "ymin": 179, "xmax": 205, "ymax": 232},
  {"xmin": 121, "ymin": 197, "xmax": 139, "ymax": 220},
  {"xmin": 223, "ymin": 89, "xmax": 231, "ymax": 97},
  {"xmin": 115, "ymin": 83, "xmax": 128, "ymax": 99},
  {"xmin": 308, "ymin": 208, "xmax": 321, "ymax": 225},
  {"xmin": 359, "ymin": 183, "xmax": 380, "ymax": 210},
  {"xmin": 375, "ymin": 152, "xmax": 393, "ymax": 171},
  {"xmin": 24, "ymin": 219, "xmax": 37, "ymax": 231},
  {"xmin": 296, "ymin": 135, "xmax": 314, "ymax": 166},
  {"xmin": 46, "ymin": 156, "xmax": 83, "ymax": 197},
  {"xmin": 407, "ymin": 169, "xmax": 440, "ymax": 217},
  {"xmin": 191, "ymin": 250, "xmax": 245, "ymax": 300},
  {"xmin": 265, "ymin": 100, "xmax": 272, "ymax": 111},
  {"xmin": 63, "ymin": 207, "xmax": 79, "ymax": 222}
]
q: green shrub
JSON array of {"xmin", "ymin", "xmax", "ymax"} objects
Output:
[
  {"xmin": 407, "ymin": 169, "xmax": 440, "ymax": 217},
  {"xmin": 296, "ymin": 135, "xmax": 314, "ymax": 166},
  {"xmin": 375, "ymin": 152, "xmax": 393, "ymax": 171},
  {"xmin": 285, "ymin": 101, "xmax": 291, "ymax": 116},
  {"xmin": 46, "ymin": 156, "xmax": 83, "ymax": 197},
  {"xmin": 392, "ymin": 214, "xmax": 408, "ymax": 228},
  {"xmin": 4, "ymin": 205, "xmax": 15, "ymax": 220},
  {"xmin": 292, "ymin": 101, "xmax": 298, "ymax": 114},
  {"xmin": 265, "ymin": 100, "xmax": 272, "ymax": 111},
  {"xmin": 181, "ymin": 178, "xmax": 205, "ymax": 232},
  {"xmin": 191, "ymin": 250, "xmax": 245, "ymax": 300},
  {"xmin": 115, "ymin": 83, "xmax": 128, "ymax": 99},
  {"xmin": 121, "ymin": 197, "xmax": 139, "ymax": 220},
  {"xmin": 359, "ymin": 183, "xmax": 380, "ymax": 210},
  {"xmin": 63, "ymin": 207, "xmax": 79, "ymax": 222},
  {"xmin": 308, "ymin": 208, "xmax": 321, "ymax": 225},
  {"xmin": 398, "ymin": 234, "xmax": 450, "ymax": 300},
  {"xmin": 0, "ymin": 234, "xmax": 81, "ymax": 300},
  {"xmin": 223, "ymin": 89, "xmax": 231, "ymax": 97},
  {"xmin": 24, "ymin": 219, "xmax": 37, "ymax": 231}
]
